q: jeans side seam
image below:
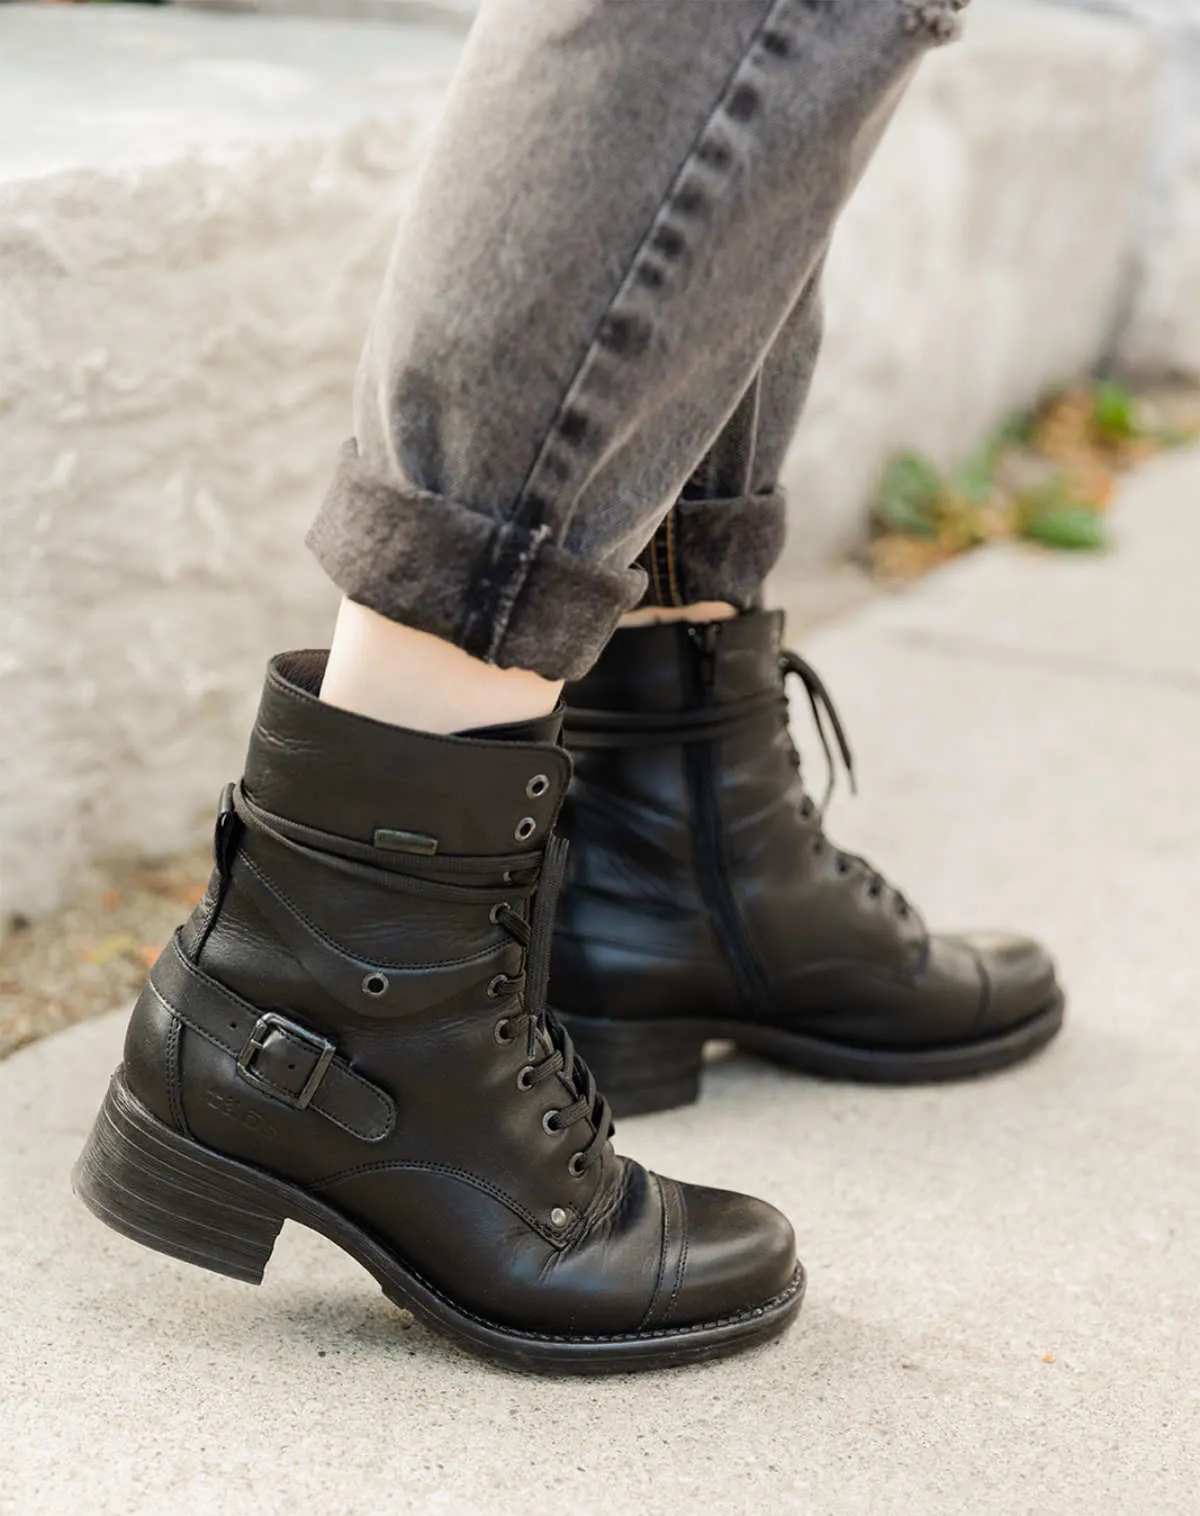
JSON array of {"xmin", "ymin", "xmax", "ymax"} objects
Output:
[
  {"xmin": 460, "ymin": 519, "xmax": 552, "ymax": 663},
  {"xmin": 508, "ymin": 0, "xmax": 803, "ymax": 549}
]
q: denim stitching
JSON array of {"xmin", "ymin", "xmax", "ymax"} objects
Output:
[
  {"xmin": 512, "ymin": 0, "xmax": 798, "ymax": 539},
  {"xmin": 897, "ymin": 0, "xmax": 970, "ymax": 45}
]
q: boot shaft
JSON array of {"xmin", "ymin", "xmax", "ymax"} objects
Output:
[
  {"xmin": 124, "ymin": 653, "xmax": 622, "ymax": 1242},
  {"xmin": 552, "ymin": 611, "xmax": 922, "ymax": 1024}
]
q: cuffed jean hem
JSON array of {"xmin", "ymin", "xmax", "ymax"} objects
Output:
[
  {"xmin": 638, "ymin": 489, "xmax": 788, "ymax": 611},
  {"xmin": 308, "ymin": 441, "xmax": 647, "ymax": 682}
]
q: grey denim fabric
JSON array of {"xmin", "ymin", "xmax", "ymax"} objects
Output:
[{"xmin": 308, "ymin": 0, "xmax": 970, "ymax": 680}]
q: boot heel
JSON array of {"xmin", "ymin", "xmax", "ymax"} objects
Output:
[
  {"xmin": 556, "ymin": 1012, "xmax": 705, "ymax": 1118},
  {"xmin": 73, "ymin": 1070, "xmax": 285, "ymax": 1284}
]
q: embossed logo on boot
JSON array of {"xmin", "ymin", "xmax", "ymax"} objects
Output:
[{"xmin": 206, "ymin": 1088, "xmax": 276, "ymax": 1137}]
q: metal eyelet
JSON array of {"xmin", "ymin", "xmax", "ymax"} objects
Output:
[
  {"xmin": 361, "ymin": 972, "xmax": 389, "ymax": 998},
  {"xmin": 567, "ymin": 1153, "xmax": 587, "ymax": 1178},
  {"xmin": 526, "ymin": 774, "xmax": 550, "ymax": 799},
  {"xmin": 542, "ymin": 1110, "xmax": 561, "ymax": 1135},
  {"xmin": 486, "ymin": 974, "xmax": 509, "ymax": 999},
  {"xmin": 514, "ymin": 816, "xmax": 537, "ymax": 842},
  {"xmin": 516, "ymin": 1066, "xmax": 536, "ymax": 1092},
  {"xmin": 489, "ymin": 902, "xmax": 509, "ymax": 925},
  {"xmin": 494, "ymin": 1018, "xmax": 514, "ymax": 1045}
]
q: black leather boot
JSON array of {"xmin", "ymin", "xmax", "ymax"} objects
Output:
[
  {"xmin": 551, "ymin": 612, "xmax": 1065, "ymax": 1117},
  {"xmin": 73, "ymin": 653, "xmax": 802, "ymax": 1372}
]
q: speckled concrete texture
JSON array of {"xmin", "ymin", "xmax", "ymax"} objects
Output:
[{"xmin": 3, "ymin": 454, "xmax": 1197, "ymax": 1514}]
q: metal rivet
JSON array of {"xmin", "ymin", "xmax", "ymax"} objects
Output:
[
  {"xmin": 361, "ymin": 972, "xmax": 389, "ymax": 998},
  {"xmin": 514, "ymin": 816, "xmax": 537, "ymax": 841},
  {"xmin": 526, "ymin": 774, "xmax": 549, "ymax": 799},
  {"xmin": 549, "ymin": 1207, "xmax": 569, "ymax": 1228}
]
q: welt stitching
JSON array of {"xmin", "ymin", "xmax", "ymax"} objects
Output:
[{"xmin": 510, "ymin": 0, "xmax": 801, "ymax": 546}]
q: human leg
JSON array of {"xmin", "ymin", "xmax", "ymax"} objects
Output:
[{"xmin": 76, "ymin": 0, "xmax": 960, "ymax": 1370}]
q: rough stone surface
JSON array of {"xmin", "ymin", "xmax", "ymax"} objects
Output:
[
  {"xmin": 2, "ymin": 451, "xmax": 1198, "ymax": 1514},
  {"xmin": 0, "ymin": 3, "xmax": 1159, "ymax": 926},
  {"xmin": 0, "ymin": 8, "xmax": 457, "ymax": 930},
  {"xmin": 999, "ymin": 0, "xmax": 1200, "ymax": 379},
  {"xmin": 779, "ymin": 2, "xmax": 1154, "ymax": 567}
]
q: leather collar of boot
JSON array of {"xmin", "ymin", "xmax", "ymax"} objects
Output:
[
  {"xmin": 241, "ymin": 652, "xmax": 571, "ymax": 858},
  {"xmin": 566, "ymin": 610, "xmax": 786, "ymax": 714}
]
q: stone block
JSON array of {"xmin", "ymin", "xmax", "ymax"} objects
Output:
[{"xmin": 778, "ymin": 1, "xmax": 1155, "ymax": 568}]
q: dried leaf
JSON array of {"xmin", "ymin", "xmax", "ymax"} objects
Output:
[{"xmin": 85, "ymin": 933, "xmax": 138, "ymax": 967}]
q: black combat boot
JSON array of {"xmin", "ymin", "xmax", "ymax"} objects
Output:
[
  {"xmin": 551, "ymin": 612, "xmax": 1065, "ymax": 1117},
  {"xmin": 74, "ymin": 653, "xmax": 802, "ymax": 1373}
]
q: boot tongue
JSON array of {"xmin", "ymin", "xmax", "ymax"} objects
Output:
[{"xmin": 241, "ymin": 651, "xmax": 571, "ymax": 857}]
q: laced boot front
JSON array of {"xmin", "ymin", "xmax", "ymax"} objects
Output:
[
  {"xmin": 74, "ymin": 652, "xmax": 802, "ymax": 1372},
  {"xmin": 551, "ymin": 611, "xmax": 1064, "ymax": 1117}
]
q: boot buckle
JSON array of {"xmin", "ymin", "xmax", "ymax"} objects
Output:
[{"xmin": 236, "ymin": 1012, "xmax": 336, "ymax": 1111}]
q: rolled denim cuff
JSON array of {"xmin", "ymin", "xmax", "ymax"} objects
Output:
[
  {"xmin": 308, "ymin": 441, "xmax": 646, "ymax": 682},
  {"xmin": 639, "ymin": 489, "xmax": 787, "ymax": 610}
]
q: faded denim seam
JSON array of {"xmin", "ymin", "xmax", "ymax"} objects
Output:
[{"xmin": 476, "ymin": 0, "xmax": 808, "ymax": 662}]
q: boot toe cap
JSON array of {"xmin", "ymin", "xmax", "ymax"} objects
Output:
[
  {"xmin": 664, "ymin": 1181, "xmax": 798, "ymax": 1328},
  {"xmin": 959, "ymin": 930, "xmax": 1062, "ymax": 1030}
]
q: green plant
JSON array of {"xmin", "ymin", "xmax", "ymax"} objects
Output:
[{"xmin": 1014, "ymin": 477, "xmax": 1106, "ymax": 550}]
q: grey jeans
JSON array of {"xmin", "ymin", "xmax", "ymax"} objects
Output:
[{"xmin": 308, "ymin": 0, "xmax": 968, "ymax": 681}]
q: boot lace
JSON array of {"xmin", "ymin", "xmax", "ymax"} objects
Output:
[
  {"xmin": 489, "ymin": 835, "xmax": 613, "ymax": 1176},
  {"xmin": 781, "ymin": 650, "xmax": 913, "ymax": 922}
]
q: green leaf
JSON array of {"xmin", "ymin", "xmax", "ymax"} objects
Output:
[
  {"xmin": 1019, "ymin": 505, "xmax": 1107, "ymax": 550},
  {"xmin": 876, "ymin": 453, "xmax": 943, "ymax": 538},
  {"xmin": 953, "ymin": 441, "xmax": 1000, "ymax": 505},
  {"xmin": 999, "ymin": 410, "xmax": 1037, "ymax": 447},
  {"xmin": 1092, "ymin": 381, "xmax": 1138, "ymax": 441}
]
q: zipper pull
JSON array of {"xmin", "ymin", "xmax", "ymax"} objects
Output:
[
  {"xmin": 687, "ymin": 622, "xmax": 719, "ymax": 692},
  {"xmin": 213, "ymin": 782, "xmax": 240, "ymax": 880}
]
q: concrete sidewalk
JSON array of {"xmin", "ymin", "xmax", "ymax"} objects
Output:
[{"xmin": 3, "ymin": 454, "xmax": 1197, "ymax": 1514}]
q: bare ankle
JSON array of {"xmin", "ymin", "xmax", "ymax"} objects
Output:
[
  {"xmin": 618, "ymin": 601, "xmax": 739, "ymax": 629},
  {"xmin": 320, "ymin": 600, "xmax": 563, "ymax": 735}
]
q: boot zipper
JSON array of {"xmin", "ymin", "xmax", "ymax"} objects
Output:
[{"xmin": 684, "ymin": 625, "xmax": 766, "ymax": 1011}]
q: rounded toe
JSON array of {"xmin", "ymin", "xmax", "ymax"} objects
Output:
[
  {"xmin": 959, "ymin": 930, "xmax": 1061, "ymax": 1030},
  {"xmin": 667, "ymin": 1181, "xmax": 798, "ymax": 1328}
]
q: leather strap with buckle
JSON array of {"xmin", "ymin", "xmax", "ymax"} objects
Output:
[{"xmin": 150, "ymin": 933, "xmax": 396, "ymax": 1142}]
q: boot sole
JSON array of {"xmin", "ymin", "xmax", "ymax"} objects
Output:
[
  {"xmin": 73, "ymin": 1069, "xmax": 804, "ymax": 1375},
  {"xmin": 558, "ymin": 991, "xmax": 1066, "ymax": 1118}
]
